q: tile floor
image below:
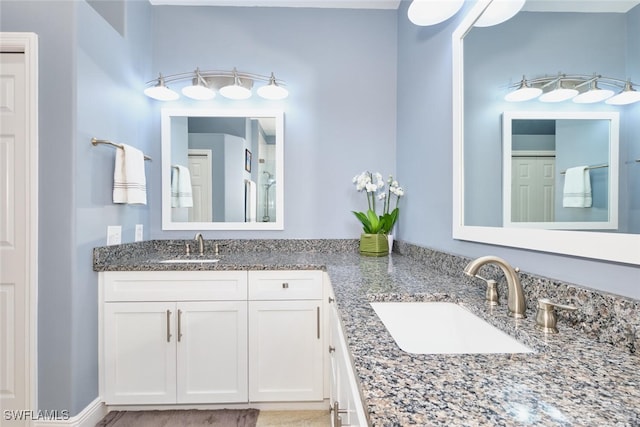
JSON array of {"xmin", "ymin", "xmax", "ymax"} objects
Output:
[{"xmin": 256, "ymin": 410, "xmax": 330, "ymax": 426}]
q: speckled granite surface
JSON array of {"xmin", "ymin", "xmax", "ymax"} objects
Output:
[{"xmin": 94, "ymin": 240, "xmax": 640, "ymax": 426}]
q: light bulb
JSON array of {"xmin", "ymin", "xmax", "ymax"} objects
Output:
[{"xmin": 407, "ymin": 0, "xmax": 464, "ymax": 26}]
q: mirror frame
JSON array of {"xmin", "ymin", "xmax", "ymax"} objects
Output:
[
  {"xmin": 161, "ymin": 108, "xmax": 284, "ymax": 231},
  {"xmin": 503, "ymin": 111, "xmax": 619, "ymax": 230},
  {"xmin": 452, "ymin": 0, "xmax": 639, "ymax": 265}
]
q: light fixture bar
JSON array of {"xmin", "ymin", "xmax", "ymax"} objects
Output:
[
  {"xmin": 504, "ymin": 73, "xmax": 639, "ymax": 105},
  {"xmin": 144, "ymin": 68, "xmax": 289, "ymax": 102}
]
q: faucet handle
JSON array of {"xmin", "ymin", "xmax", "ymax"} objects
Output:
[
  {"xmin": 485, "ymin": 279, "xmax": 499, "ymax": 306},
  {"xmin": 535, "ymin": 298, "xmax": 577, "ymax": 334}
]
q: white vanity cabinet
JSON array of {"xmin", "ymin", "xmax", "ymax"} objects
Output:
[
  {"xmin": 248, "ymin": 270, "xmax": 324, "ymax": 402},
  {"xmin": 100, "ymin": 271, "xmax": 248, "ymax": 405},
  {"xmin": 328, "ymin": 297, "xmax": 368, "ymax": 426}
]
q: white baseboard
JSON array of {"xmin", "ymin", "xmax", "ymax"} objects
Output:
[{"xmin": 32, "ymin": 398, "xmax": 107, "ymax": 427}]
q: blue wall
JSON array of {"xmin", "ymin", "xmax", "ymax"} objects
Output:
[
  {"xmin": 146, "ymin": 5, "xmax": 398, "ymax": 239},
  {"xmin": 0, "ymin": 0, "xmax": 152, "ymax": 415}
]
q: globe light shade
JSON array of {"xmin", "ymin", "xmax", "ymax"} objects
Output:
[
  {"xmin": 181, "ymin": 84, "xmax": 215, "ymax": 100},
  {"xmin": 144, "ymin": 84, "xmax": 179, "ymax": 101},
  {"xmin": 539, "ymin": 88, "xmax": 578, "ymax": 103},
  {"xmin": 219, "ymin": 83, "xmax": 252, "ymax": 100},
  {"xmin": 475, "ymin": 0, "xmax": 526, "ymax": 27},
  {"xmin": 257, "ymin": 84, "xmax": 288, "ymax": 100},
  {"xmin": 605, "ymin": 83, "xmax": 640, "ymax": 105},
  {"xmin": 408, "ymin": 0, "xmax": 464, "ymax": 26},
  {"xmin": 257, "ymin": 73, "xmax": 289, "ymax": 100},
  {"xmin": 504, "ymin": 80, "xmax": 542, "ymax": 102},
  {"xmin": 572, "ymin": 88, "xmax": 614, "ymax": 104}
]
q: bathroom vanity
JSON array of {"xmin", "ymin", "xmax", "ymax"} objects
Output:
[{"xmin": 94, "ymin": 240, "xmax": 640, "ymax": 426}]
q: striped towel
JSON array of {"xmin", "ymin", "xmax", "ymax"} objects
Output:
[
  {"xmin": 113, "ymin": 144, "xmax": 147, "ymax": 205},
  {"xmin": 171, "ymin": 165, "xmax": 193, "ymax": 208}
]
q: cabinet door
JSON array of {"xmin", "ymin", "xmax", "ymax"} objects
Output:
[
  {"xmin": 103, "ymin": 302, "xmax": 176, "ymax": 404},
  {"xmin": 176, "ymin": 301, "xmax": 248, "ymax": 403},
  {"xmin": 248, "ymin": 300, "xmax": 323, "ymax": 402},
  {"xmin": 330, "ymin": 305, "xmax": 368, "ymax": 427}
]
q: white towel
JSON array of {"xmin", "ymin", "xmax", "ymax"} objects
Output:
[
  {"xmin": 245, "ymin": 179, "xmax": 257, "ymax": 222},
  {"xmin": 171, "ymin": 165, "xmax": 193, "ymax": 208},
  {"xmin": 113, "ymin": 144, "xmax": 147, "ymax": 205},
  {"xmin": 563, "ymin": 166, "xmax": 592, "ymax": 208}
]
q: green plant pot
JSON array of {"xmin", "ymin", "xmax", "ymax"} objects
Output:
[{"xmin": 359, "ymin": 233, "xmax": 389, "ymax": 257}]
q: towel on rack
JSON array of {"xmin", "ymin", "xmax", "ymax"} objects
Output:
[
  {"xmin": 113, "ymin": 144, "xmax": 147, "ymax": 205},
  {"xmin": 562, "ymin": 166, "xmax": 592, "ymax": 208},
  {"xmin": 171, "ymin": 165, "xmax": 193, "ymax": 208},
  {"xmin": 245, "ymin": 179, "xmax": 257, "ymax": 222}
]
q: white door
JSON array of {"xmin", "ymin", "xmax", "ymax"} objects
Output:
[
  {"xmin": 248, "ymin": 300, "xmax": 323, "ymax": 402},
  {"xmin": 0, "ymin": 41, "xmax": 36, "ymax": 427},
  {"xmin": 187, "ymin": 149, "xmax": 212, "ymax": 222},
  {"xmin": 176, "ymin": 301, "xmax": 248, "ymax": 403},
  {"xmin": 512, "ymin": 157, "xmax": 555, "ymax": 222},
  {"xmin": 103, "ymin": 302, "xmax": 176, "ymax": 404}
]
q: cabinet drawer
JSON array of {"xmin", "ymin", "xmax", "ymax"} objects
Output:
[
  {"xmin": 103, "ymin": 271, "xmax": 248, "ymax": 302},
  {"xmin": 248, "ymin": 270, "xmax": 323, "ymax": 300}
]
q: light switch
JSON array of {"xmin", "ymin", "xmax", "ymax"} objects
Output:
[{"xmin": 135, "ymin": 224, "xmax": 144, "ymax": 242}]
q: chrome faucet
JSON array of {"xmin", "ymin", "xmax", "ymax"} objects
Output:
[
  {"xmin": 194, "ymin": 233, "xmax": 205, "ymax": 256},
  {"xmin": 463, "ymin": 256, "xmax": 526, "ymax": 318}
]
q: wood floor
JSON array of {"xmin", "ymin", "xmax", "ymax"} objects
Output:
[{"xmin": 256, "ymin": 410, "xmax": 330, "ymax": 426}]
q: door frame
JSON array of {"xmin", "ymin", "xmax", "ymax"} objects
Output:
[{"xmin": 0, "ymin": 32, "xmax": 39, "ymax": 413}]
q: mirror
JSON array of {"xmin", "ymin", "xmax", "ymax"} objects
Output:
[
  {"xmin": 503, "ymin": 111, "xmax": 619, "ymax": 230},
  {"xmin": 161, "ymin": 108, "xmax": 284, "ymax": 230},
  {"xmin": 452, "ymin": 0, "xmax": 640, "ymax": 265}
]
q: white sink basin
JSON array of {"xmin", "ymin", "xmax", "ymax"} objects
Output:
[
  {"xmin": 160, "ymin": 259, "xmax": 220, "ymax": 264},
  {"xmin": 370, "ymin": 302, "xmax": 533, "ymax": 355}
]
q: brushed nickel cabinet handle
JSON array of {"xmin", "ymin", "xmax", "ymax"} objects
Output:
[
  {"xmin": 166, "ymin": 310, "xmax": 172, "ymax": 342},
  {"xmin": 317, "ymin": 306, "xmax": 320, "ymax": 339},
  {"xmin": 177, "ymin": 309, "xmax": 183, "ymax": 342}
]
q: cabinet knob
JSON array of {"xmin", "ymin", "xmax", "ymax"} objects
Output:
[
  {"xmin": 282, "ymin": 282, "xmax": 289, "ymax": 289},
  {"xmin": 328, "ymin": 296, "xmax": 335, "ymax": 303},
  {"xmin": 329, "ymin": 346, "xmax": 336, "ymax": 353}
]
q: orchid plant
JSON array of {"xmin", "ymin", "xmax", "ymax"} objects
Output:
[{"xmin": 352, "ymin": 171, "xmax": 405, "ymax": 235}]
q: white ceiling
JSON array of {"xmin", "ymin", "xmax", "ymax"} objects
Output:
[
  {"xmin": 148, "ymin": 0, "xmax": 402, "ymax": 9},
  {"xmin": 523, "ymin": 0, "xmax": 640, "ymax": 13},
  {"xmin": 149, "ymin": 0, "xmax": 640, "ymax": 13}
]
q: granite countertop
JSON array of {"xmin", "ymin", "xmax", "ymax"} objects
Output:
[{"xmin": 94, "ymin": 242, "xmax": 640, "ymax": 426}]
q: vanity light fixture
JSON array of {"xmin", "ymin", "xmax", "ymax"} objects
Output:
[
  {"xmin": 181, "ymin": 68, "xmax": 215, "ymax": 100},
  {"xmin": 605, "ymin": 80, "xmax": 640, "ymax": 105},
  {"xmin": 218, "ymin": 68, "xmax": 252, "ymax": 100},
  {"xmin": 572, "ymin": 80, "xmax": 614, "ymax": 104},
  {"xmin": 503, "ymin": 76, "xmax": 542, "ymax": 102},
  {"xmin": 256, "ymin": 72, "xmax": 289, "ymax": 100},
  {"xmin": 144, "ymin": 68, "xmax": 289, "ymax": 101},
  {"xmin": 144, "ymin": 74, "xmax": 180, "ymax": 101},
  {"xmin": 407, "ymin": 0, "xmax": 464, "ymax": 26},
  {"xmin": 504, "ymin": 73, "xmax": 640, "ymax": 105},
  {"xmin": 538, "ymin": 79, "xmax": 579, "ymax": 103}
]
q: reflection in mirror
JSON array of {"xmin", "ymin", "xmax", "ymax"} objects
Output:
[
  {"xmin": 503, "ymin": 111, "xmax": 619, "ymax": 230},
  {"xmin": 452, "ymin": 0, "xmax": 640, "ymax": 265},
  {"xmin": 161, "ymin": 109, "xmax": 284, "ymax": 230}
]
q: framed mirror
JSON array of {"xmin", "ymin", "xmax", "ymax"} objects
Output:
[
  {"xmin": 452, "ymin": 0, "xmax": 640, "ymax": 265},
  {"xmin": 503, "ymin": 111, "xmax": 619, "ymax": 230},
  {"xmin": 161, "ymin": 108, "xmax": 284, "ymax": 230}
]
